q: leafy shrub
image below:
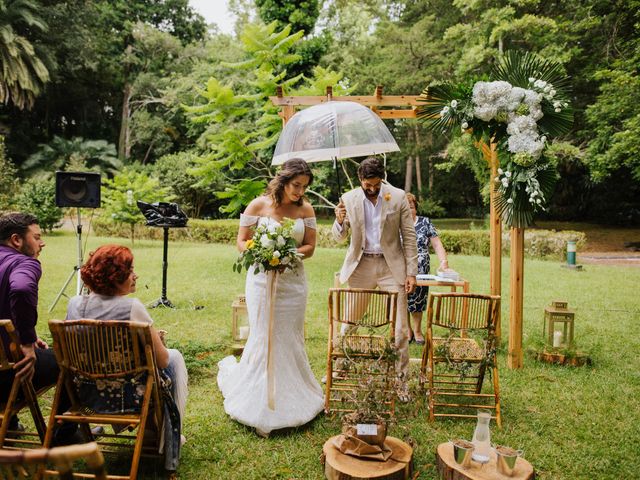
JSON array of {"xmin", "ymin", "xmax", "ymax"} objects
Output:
[
  {"xmin": 438, "ymin": 230, "xmax": 491, "ymax": 255},
  {"xmin": 502, "ymin": 230, "xmax": 587, "ymax": 260},
  {"xmin": 92, "ymin": 217, "xmax": 585, "ymax": 259},
  {"xmin": 15, "ymin": 178, "xmax": 63, "ymax": 232}
]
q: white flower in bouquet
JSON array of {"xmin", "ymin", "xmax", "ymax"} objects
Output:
[
  {"xmin": 273, "ymin": 250, "xmax": 281, "ymax": 258},
  {"xmin": 260, "ymin": 234, "xmax": 274, "ymax": 248},
  {"xmin": 276, "ymin": 235, "xmax": 286, "ymax": 247},
  {"xmin": 450, "ymin": 100, "xmax": 458, "ymax": 108}
]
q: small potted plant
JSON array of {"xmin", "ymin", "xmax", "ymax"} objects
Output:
[{"xmin": 339, "ymin": 337, "xmax": 398, "ymax": 447}]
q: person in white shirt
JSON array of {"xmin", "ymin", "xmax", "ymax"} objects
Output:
[{"xmin": 332, "ymin": 157, "xmax": 418, "ymax": 401}]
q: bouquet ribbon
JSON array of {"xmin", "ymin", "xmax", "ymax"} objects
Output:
[{"xmin": 266, "ymin": 270, "xmax": 279, "ymax": 410}]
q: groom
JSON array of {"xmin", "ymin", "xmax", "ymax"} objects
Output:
[{"xmin": 332, "ymin": 157, "xmax": 418, "ymax": 401}]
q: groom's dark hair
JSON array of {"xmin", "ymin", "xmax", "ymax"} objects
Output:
[{"xmin": 358, "ymin": 157, "xmax": 385, "ymax": 180}]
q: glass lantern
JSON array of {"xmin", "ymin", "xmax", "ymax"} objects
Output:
[
  {"xmin": 232, "ymin": 294, "xmax": 249, "ymax": 343},
  {"xmin": 543, "ymin": 300, "xmax": 575, "ymax": 349}
]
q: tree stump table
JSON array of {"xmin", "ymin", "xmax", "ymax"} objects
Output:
[
  {"xmin": 322, "ymin": 436, "xmax": 413, "ymax": 479},
  {"xmin": 435, "ymin": 443, "xmax": 534, "ymax": 480}
]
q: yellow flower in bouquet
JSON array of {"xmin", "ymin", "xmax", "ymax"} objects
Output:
[
  {"xmin": 269, "ymin": 257, "xmax": 280, "ymax": 266},
  {"xmin": 245, "ymin": 239, "xmax": 255, "ymax": 249}
]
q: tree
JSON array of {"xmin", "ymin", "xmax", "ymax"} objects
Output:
[
  {"xmin": 0, "ymin": 0, "xmax": 50, "ymax": 109},
  {"xmin": 0, "ymin": 135, "xmax": 18, "ymax": 210},
  {"xmin": 255, "ymin": 0, "xmax": 328, "ymax": 78},
  {"xmin": 15, "ymin": 178, "xmax": 62, "ymax": 232},
  {"xmin": 102, "ymin": 166, "xmax": 172, "ymax": 242},
  {"xmin": 155, "ymin": 151, "xmax": 220, "ymax": 218},
  {"xmin": 185, "ymin": 21, "xmax": 350, "ymax": 216}
]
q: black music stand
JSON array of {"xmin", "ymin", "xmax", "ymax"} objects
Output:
[{"xmin": 137, "ymin": 201, "xmax": 188, "ymax": 309}]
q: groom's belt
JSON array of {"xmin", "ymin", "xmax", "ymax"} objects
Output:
[{"xmin": 362, "ymin": 252, "xmax": 385, "ymax": 258}]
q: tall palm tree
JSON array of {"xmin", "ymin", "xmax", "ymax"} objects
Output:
[{"xmin": 0, "ymin": 0, "xmax": 50, "ymax": 109}]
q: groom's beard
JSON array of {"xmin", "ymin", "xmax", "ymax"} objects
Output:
[{"xmin": 364, "ymin": 188, "xmax": 380, "ymax": 199}]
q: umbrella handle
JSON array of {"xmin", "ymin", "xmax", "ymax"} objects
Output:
[{"xmin": 333, "ymin": 157, "xmax": 343, "ymax": 197}]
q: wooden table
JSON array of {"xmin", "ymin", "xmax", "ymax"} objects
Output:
[
  {"xmin": 416, "ymin": 277, "xmax": 470, "ymax": 293},
  {"xmin": 323, "ymin": 436, "xmax": 413, "ymax": 480},
  {"xmin": 435, "ymin": 442, "xmax": 534, "ymax": 480}
]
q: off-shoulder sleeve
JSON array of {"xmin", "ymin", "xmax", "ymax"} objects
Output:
[
  {"xmin": 240, "ymin": 213, "xmax": 259, "ymax": 227},
  {"xmin": 303, "ymin": 217, "xmax": 317, "ymax": 229}
]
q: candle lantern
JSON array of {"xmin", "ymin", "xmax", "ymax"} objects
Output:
[
  {"xmin": 232, "ymin": 294, "xmax": 249, "ymax": 344},
  {"xmin": 543, "ymin": 300, "xmax": 575, "ymax": 349}
]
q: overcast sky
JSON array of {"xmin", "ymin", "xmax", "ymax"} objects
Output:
[{"xmin": 189, "ymin": 0, "xmax": 236, "ymax": 34}]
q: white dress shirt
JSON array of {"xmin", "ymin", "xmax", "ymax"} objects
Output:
[{"xmin": 362, "ymin": 192, "xmax": 383, "ymax": 254}]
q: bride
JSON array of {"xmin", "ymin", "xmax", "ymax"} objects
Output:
[{"xmin": 217, "ymin": 158, "xmax": 324, "ymax": 437}]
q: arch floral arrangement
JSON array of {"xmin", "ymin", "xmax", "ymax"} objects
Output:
[{"xmin": 417, "ymin": 51, "xmax": 573, "ymax": 228}]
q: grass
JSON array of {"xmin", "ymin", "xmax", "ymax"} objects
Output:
[{"xmin": 31, "ymin": 232, "xmax": 640, "ymax": 479}]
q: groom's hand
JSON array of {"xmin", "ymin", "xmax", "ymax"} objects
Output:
[
  {"xmin": 404, "ymin": 276, "xmax": 416, "ymax": 294},
  {"xmin": 335, "ymin": 201, "xmax": 346, "ymax": 225}
]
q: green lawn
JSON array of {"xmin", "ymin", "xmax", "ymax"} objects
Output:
[{"xmin": 33, "ymin": 232, "xmax": 640, "ymax": 479}]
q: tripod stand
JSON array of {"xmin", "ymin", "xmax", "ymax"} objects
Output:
[{"xmin": 49, "ymin": 208, "xmax": 84, "ymax": 312}]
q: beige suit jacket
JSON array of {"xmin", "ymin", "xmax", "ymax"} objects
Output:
[{"xmin": 332, "ymin": 181, "xmax": 418, "ymax": 285}]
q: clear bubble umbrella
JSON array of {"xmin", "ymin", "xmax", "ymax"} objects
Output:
[{"xmin": 272, "ymin": 101, "xmax": 400, "ymax": 165}]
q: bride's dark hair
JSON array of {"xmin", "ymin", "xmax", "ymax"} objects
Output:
[{"xmin": 265, "ymin": 158, "xmax": 313, "ymax": 207}]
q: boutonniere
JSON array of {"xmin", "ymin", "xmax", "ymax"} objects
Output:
[{"xmin": 384, "ymin": 193, "xmax": 391, "ymax": 202}]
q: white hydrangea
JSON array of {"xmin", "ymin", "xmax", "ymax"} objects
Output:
[{"xmin": 471, "ymin": 80, "xmax": 549, "ymax": 159}]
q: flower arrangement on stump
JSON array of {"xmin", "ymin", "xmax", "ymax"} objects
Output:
[{"xmin": 417, "ymin": 51, "xmax": 573, "ymax": 228}]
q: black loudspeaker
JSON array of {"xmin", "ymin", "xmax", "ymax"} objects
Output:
[{"xmin": 55, "ymin": 171, "xmax": 101, "ymax": 208}]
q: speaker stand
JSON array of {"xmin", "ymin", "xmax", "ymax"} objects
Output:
[
  {"xmin": 49, "ymin": 208, "xmax": 84, "ymax": 312},
  {"xmin": 149, "ymin": 226, "xmax": 175, "ymax": 309}
]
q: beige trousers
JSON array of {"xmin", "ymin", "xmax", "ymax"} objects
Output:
[{"xmin": 343, "ymin": 256, "xmax": 409, "ymax": 380}]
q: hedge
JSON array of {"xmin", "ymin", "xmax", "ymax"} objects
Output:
[{"xmin": 91, "ymin": 217, "xmax": 586, "ymax": 260}]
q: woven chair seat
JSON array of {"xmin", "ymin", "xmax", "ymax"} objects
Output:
[
  {"xmin": 432, "ymin": 337, "xmax": 485, "ymax": 361},
  {"xmin": 335, "ymin": 335, "xmax": 387, "ymax": 356}
]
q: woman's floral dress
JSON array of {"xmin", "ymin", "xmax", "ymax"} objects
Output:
[{"xmin": 407, "ymin": 216, "xmax": 438, "ymax": 313}]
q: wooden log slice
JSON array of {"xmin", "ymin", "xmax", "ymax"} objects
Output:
[
  {"xmin": 323, "ymin": 436, "xmax": 413, "ymax": 480},
  {"xmin": 435, "ymin": 443, "xmax": 534, "ymax": 480}
]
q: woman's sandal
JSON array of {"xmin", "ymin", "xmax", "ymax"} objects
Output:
[{"xmin": 255, "ymin": 428, "xmax": 270, "ymax": 438}]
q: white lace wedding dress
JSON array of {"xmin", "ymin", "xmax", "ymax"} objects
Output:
[{"xmin": 217, "ymin": 216, "xmax": 324, "ymax": 433}]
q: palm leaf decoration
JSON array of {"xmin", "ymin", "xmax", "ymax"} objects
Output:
[
  {"xmin": 492, "ymin": 51, "xmax": 573, "ymax": 138},
  {"xmin": 494, "ymin": 162, "xmax": 557, "ymax": 228}
]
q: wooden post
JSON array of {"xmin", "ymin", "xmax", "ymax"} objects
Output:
[
  {"xmin": 488, "ymin": 143, "xmax": 502, "ymax": 340},
  {"xmin": 479, "ymin": 140, "xmax": 502, "ymax": 340},
  {"xmin": 414, "ymin": 124, "xmax": 423, "ymax": 199},
  {"xmin": 508, "ymin": 227, "xmax": 525, "ymax": 369}
]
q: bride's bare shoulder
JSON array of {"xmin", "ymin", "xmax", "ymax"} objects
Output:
[
  {"xmin": 244, "ymin": 196, "xmax": 270, "ymax": 216},
  {"xmin": 300, "ymin": 200, "xmax": 315, "ymax": 218}
]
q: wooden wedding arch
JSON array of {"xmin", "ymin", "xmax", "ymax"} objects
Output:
[{"xmin": 270, "ymin": 86, "xmax": 525, "ymax": 369}]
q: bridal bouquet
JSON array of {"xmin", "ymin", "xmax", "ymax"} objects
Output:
[
  {"xmin": 417, "ymin": 51, "xmax": 573, "ymax": 228},
  {"xmin": 233, "ymin": 218, "xmax": 302, "ymax": 274}
]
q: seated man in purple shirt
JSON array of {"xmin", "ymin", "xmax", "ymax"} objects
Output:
[{"xmin": 0, "ymin": 212, "xmax": 76, "ymax": 443}]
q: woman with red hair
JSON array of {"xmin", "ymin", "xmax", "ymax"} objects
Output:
[{"xmin": 65, "ymin": 244, "xmax": 187, "ymax": 474}]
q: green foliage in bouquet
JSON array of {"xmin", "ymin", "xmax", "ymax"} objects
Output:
[
  {"xmin": 417, "ymin": 51, "xmax": 574, "ymax": 228},
  {"xmin": 233, "ymin": 218, "xmax": 302, "ymax": 274}
]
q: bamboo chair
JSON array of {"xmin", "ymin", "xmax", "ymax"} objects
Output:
[
  {"xmin": 0, "ymin": 442, "xmax": 107, "ymax": 480},
  {"xmin": 0, "ymin": 319, "xmax": 48, "ymax": 449},
  {"xmin": 420, "ymin": 292, "xmax": 502, "ymax": 427},
  {"xmin": 325, "ymin": 288, "xmax": 398, "ymax": 416},
  {"xmin": 46, "ymin": 319, "xmax": 164, "ymax": 480}
]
